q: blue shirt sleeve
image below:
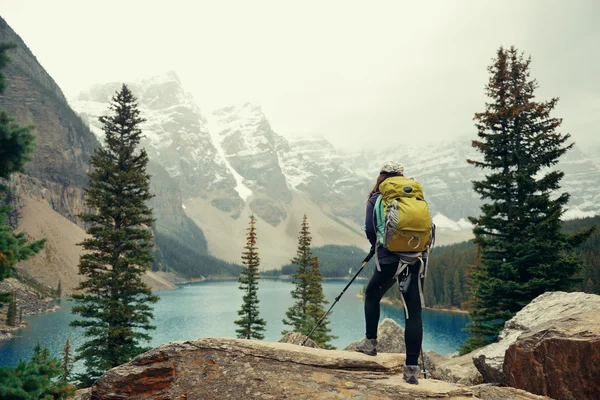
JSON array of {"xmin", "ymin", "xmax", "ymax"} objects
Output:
[{"xmin": 365, "ymin": 193, "xmax": 377, "ymax": 247}]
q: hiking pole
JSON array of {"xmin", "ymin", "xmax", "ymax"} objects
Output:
[{"xmin": 301, "ymin": 247, "xmax": 376, "ymax": 346}]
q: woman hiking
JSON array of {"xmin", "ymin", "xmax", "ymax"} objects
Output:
[{"xmin": 355, "ymin": 161, "xmax": 434, "ymax": 385}]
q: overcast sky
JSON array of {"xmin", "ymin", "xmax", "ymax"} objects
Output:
[{"xmin": 2, "ymin": 0, "xmax": 599, "ymax": 150}]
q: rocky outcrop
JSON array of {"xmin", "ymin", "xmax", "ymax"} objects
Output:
[
  {"xmin": 278, "ymin": 332, "xmax": 320, "ymax": 348},
  {"xmin": 0, "ymin": 277, "xmax": 58, "ymax": 341},
  {"xmin": 0, "ymin": 277, "xmax": 57, "ymax": 317},
  {"xmin": 427, "ymin": 351, "xmax": 484, "ymax": 386},
  {"xmin": 503, "ymin": 311, "xmax": 600, "ymax": 400},
  {"xmin": 82, "ymin": 338, "xmax": 548, "ymax": 400},
  {"xmin": 344, "ymin": 318, "xmax": 406, "ymax": 353},
  {"xmin": 473, "ymin": 292, "xmax": 600, "ymax": 385}
]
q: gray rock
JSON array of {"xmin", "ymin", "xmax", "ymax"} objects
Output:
[
  {"xmin": 344, "ymin": 318, "xmax": 406, "ymax": 353},
  {"xmin": 427, "ymin": 350, "xmax": 484, "ymax": 386},
  {"xmin": 84, "ymin": 337, "xmax": 548, "ymax": 399},
  {"xmin": 278, "ymin": 332, "xmax": 320, "ymax": 348},
  {"xmin": 473, "ymin": 291, "xmax": 600, "ymax": 385}
]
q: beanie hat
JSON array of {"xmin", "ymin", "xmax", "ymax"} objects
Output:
[{"xmin": 380, "ymin": 161, "xmax": 404, "ymax": 175}]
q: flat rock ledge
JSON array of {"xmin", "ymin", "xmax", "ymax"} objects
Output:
[{"xmin": 75, "ymin": 338, "xmax": 550, "ymax": 400}]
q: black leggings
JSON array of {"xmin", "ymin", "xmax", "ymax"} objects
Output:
[{"xmin": 364, "ymin": 261, "xmax": 423, "ymax": 365}]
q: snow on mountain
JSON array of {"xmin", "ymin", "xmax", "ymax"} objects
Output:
[
  {"xmin": 71, "ymin": 72, "xmax": 244, "ymax": 217},
  {"xmin": 209, "ymin": 103, "xmax": 291, "ymax": 225},
  {"xmin": 71, "ymin": 72, "xmax": 600, "ymax": 265},
  {"xmin": 345, "ymin": 136, "xmax": 600, "ymax": 223}
]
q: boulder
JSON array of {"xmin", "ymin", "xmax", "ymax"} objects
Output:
[
  {"xmin": 82, "ymin": 337, "xmax": 549, "ymax": 399},
  {"xmin": 344, "ymin": 318, "xmax": 406, "ymax": 353},
  {"xmin": 473, "ymin": 291, "xmax": 600, "ymax": 385},
  {"xmin": 278, "ymin": 332, "xmax": 320, "ymax": 348},
  {"xmin": 504, "ymin": 311, "xmax": 600, "ymax": 400},
  {"xmin": 427, "ymin": 350, "xmax": 484, "ymax": 386}
]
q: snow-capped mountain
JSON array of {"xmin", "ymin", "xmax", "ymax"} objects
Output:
[
  {"xmin": 73, "ymin": 72, "xmax": 243, "ymax": 217},
  {"xmin": 71, "ymin": 72, "xmax": 600, "ymax": 266}
]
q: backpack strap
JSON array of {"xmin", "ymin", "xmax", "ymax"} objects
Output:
[{"xmin": 372, "ymin": 194, "xmax": 384, "ymax": 272}]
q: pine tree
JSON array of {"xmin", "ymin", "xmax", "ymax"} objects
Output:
[
  {"xmin": 234, "ymin": 214, "xmax": 266, "ymax": 340},
  {"xmin": 282, "ymin": 215, "xmax": 314, "ymax": 334},
  {"xmin": 305, "ymin": 256, "xmax": 337, "ymax": 349},
  {"xmin": 57, "ymin": 279, "xmax": 62, "ymax": 298},
  {"xmin": 282, "ymin": 215, "xmax": 336, "ymax": 348},
  {"xmin": 70, "ymin": 84, "xmax": 159, "ymax": 385},
  {"xmin": 0, "ymin": 343, "xmax": 75, "ymax": 399},
  {"xmin": 0, "ymin": 42, "xmax": 45, "ymax": 308},
  {"xmin": 61, "ymin": 338, "xmax": 72, "ymax": 383},
  {"xmin": 6, "ymin": 291, "xmax": 17, "ymax": 326},
  {"xmin": 461, "ymin": 47, "xmax": 594, "ymax": 352},
  {"xmin": 452, "ymin": 270, "xmax": 462, "ymax": 307}
]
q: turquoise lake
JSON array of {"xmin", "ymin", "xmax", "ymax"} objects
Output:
[{"xmin": 0, "ymin": 279, "xmax": 470, "ymax": 368}]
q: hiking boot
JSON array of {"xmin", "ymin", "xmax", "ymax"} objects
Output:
[
  {"xmin": 403, "ymin": 365, "xmax": 420, "ymax": 384},
  {"xmin": 355, "ymin": 338, "xmax": 377, "ymax": 356}
]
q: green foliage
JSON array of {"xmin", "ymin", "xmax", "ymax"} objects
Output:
[
  {"xmin": 6, "ymin": 291, "xmax": 17, "ymax": 326},
  {"xmin": 70, "ymin": 84, "xmax": 159, "ymax": 385},
  {"xmin": 60, "ymin": 339, "xmax": 72, "ymax": 383},
  {"xmin": 382, "ymin": 216, "xmax": 600, "ymax": 315},
  {"xmin": 423, "ymin": 242, "xmax": 477, "ymax": 309},
  {"xmin": 461, "ymin": 46, "xmax": 594, "ymax": 353},
  {"xmin": 282, "ymin": 215, "xmax": 336, "ymax": 349},
  {"xmin": 152, "ymin": 219, "xmax": 241, "ymax": 278},
  {"xmin": 235, "ymin": 214, "xmax": 266, "ymax": 340},
  {"xmin": 0, "ymin": 344, "xmax": 75, "ymax": 399},
  {"xmin": 0, "ymin": 43, "xmax": 16, "ymax": 94},
  {"xmin": 0, "ymin": 42, "xmax": 45, "ymax": 307},
  {"xmin": 305, "ymin": 256, "xmax": 337, "ymax": 349},
  {"xmin": 265, "ymin": 245, "xmax": 372, "ymax": 278}
]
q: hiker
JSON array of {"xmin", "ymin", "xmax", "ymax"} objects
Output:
[{"xmin": 355, "ymin": 161, "xmax": 434, "ymax": 385}]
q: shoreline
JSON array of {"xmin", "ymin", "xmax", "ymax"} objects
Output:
[{"xmin": 355, "ymin": 292, "xmax": 469, "ymax": 314}]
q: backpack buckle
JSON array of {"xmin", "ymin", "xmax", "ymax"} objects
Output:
[{"xmin": 408, "ymin": 236, "xmax": 421, "ymax": 249}]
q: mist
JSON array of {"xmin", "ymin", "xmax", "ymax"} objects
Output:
[{"xmin": 2, "ymin": 0, "xmax": 599, "ymax": 150}]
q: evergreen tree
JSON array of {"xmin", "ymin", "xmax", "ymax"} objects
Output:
[
  {"xmin": 234, "ymin": 214, "xmax": 266, "ymax": 340},
  {"xmin": 282, "ymin": 215, "xmax": 336, "ymax": 348},
  {"xmin": 282, "ymin": 215, "xmax": 314, "ymax": 334},
  {"xmin": 305, "ymin": 256, "xmax": 337, "ymax": 349},
  {"xmin": 70, "ymin": 84, "xmax": 158, "ymax": 385},
  {"xmin": 0, "ymin": 42, "xmax": 45, "ymax": 308},
  {"xmin": 61, "ymin": 339, "xmax": 72, "ymax": 383},
  {"xmin": 0, "ymin": 344, "xmax": 75, "ymax": 399},
  {"xmin": 452, "ymin": 270, "xmax": 462, "ymax": 307},
  {"xmin": 461, "ymin": 47, "xmax": 593, "ymax": 353},
  {"xmin": 57, "ymin": 279, "xmax": 62, "ymax": 298},
  {"xmin": 6, "ymin": 291, "xmax": 17, "ymax": 326}
]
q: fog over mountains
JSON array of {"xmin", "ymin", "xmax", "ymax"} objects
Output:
[{"xmin": 70, "ymin": 72, "xmax": 600, "ymax": 267}]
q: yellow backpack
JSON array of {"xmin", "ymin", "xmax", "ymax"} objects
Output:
[{"xmin": 374, "ymin": 176, "xmax": 432, "ymax": 252}]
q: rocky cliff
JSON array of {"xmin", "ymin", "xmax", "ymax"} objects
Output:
[
  {"xmin": 0, "ymin": 18, "xmax": 227, "ymax": 285},
  {"xmin": 0, "ymin": 16, "xmax": 99, "ymax": 223}
]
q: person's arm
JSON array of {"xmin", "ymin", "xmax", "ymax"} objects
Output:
[{"xmin": 365, "ymin": 195, "xmax": 377, "ymax": 247}]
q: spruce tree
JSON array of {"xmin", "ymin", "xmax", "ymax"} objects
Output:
[
  {"xmin": 0, "ymin": 42, "xmax": 45, "ymax": 308},
  {"xmin": 6, "ymin": 291, "xmax": 17, "ymax": 326},
  {"xmin": 70, "ymin": 84, "xmax": 158, "ymax": 384},
  {"xmin": 305, "ymin": 256, "xmax": 337, "ymax": 349},
  {"xmin": 452, "ymin": 270, "xmax": 462, "ymax": 307},
  {"xmin": 61, "ymin": 338, "xmax": 72, "ymax": 383},
  {"xmin": 234, "ymin": 214, "xmax": 266, "ymax": 340},
  {"xmin": 282, "ymin": 215, "xmax": 313, "ymax": 334},
  {"xmin": 0, "ymin": 344, "xmax": 75, "ymax": 399},
  {"xmin": 283, "ymin": 215, "xmax": 336, "ymax": 348},
  {"xmin": 462, "ymin": 47, "xmax": 593, "ymax": 352}
]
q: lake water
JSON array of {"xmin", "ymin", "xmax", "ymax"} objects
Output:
[{"xmin": 0, "ymin": 279, "xmax": 470, "ymax": 368}]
